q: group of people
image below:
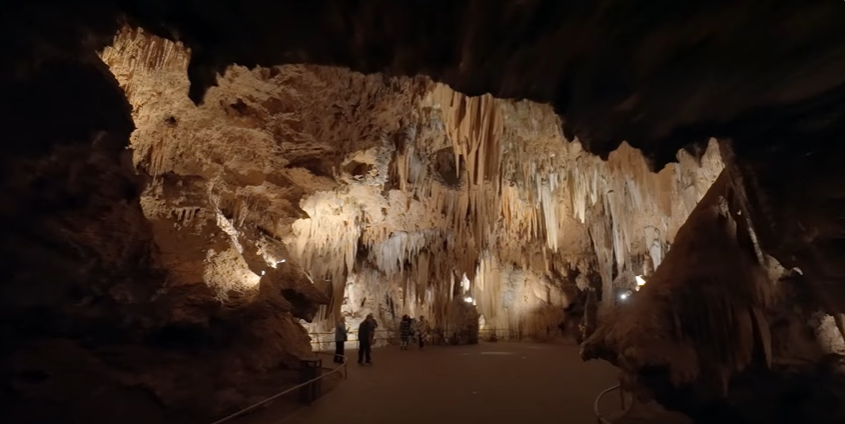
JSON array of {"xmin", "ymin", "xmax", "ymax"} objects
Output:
[
  {"xmin": 332, "ymin": 313, "xmax": 430, "ymax": 366},
  {"xmin": 398, "ymin": 314, "xmax": 429, "ymax": 351}
]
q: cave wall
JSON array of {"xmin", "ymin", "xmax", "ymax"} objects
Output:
[
  {"xmin": 1, "ymin": 30, "xmax": 341, "ymax": 424},
  {"xmin": 98, "ymin": 29, "xmax": 725, "ymax": 352},
  {"xmin": 582, "ymin": 168, "xmax": 845, "ymax": 424},
  {"xmin": 0, "ymin": 47, "xmax": 182, "ymax": 423}
]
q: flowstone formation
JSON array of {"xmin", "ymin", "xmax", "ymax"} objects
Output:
[{"xmin": 102, "ymin": 29, "xmax": 724, "ymax": 352}]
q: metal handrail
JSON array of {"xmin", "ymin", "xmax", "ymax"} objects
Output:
[
  {"xmin": 593, "ymin": 383, "xmax": 633, "ymax": 424},
  {"xmin": 308, "ymin": 328, "xmax": 518, "ymax": 335},
  {"xmin": 207, "ymin": 352, "xmax": 348, "ymax": 424},
  {"xmin": 313, "ymin": 351, "xmax": 349, "ymax": 380}
]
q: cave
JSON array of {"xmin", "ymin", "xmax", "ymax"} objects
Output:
[{"xmin": 4, "ymin": 1, "xmax": 845, "ymax": 424}]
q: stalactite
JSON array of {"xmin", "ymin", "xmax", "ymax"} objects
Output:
[
  {"xmin": 170, "ymin": 207, "xmax": 201, "ymax": 225},
  {"xmin": 290, "ymin": 191, "xmax": 362, "ymax": 295},
  {"xmin": 291, "ymin": 92, "xmax": 725, "ymax": 330},
  {"xmin": 100, "ymin": 28, "xmax": 190, "ymax": 102},
  {"xmin": 109, "ymin": 42, "xmax": 726, "ymax": 335},
  {"xmin": 431, "ymin": 84, "xmax": 504, "ymax": 253}
]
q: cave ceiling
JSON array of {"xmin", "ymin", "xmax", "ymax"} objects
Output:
[{"xmin": 6, "ymin": 0, "xmax": 845, "ymax": 169}]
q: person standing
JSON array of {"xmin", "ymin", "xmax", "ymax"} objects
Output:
[
  {"xmin": 416, "ymin": 315, "xmax": 430, "ymax": 350},
  {"xmin": 357, "ymin": 313, "xmax": 376, "ymax": 365},
  {"xmin": 578, "ymin": 288, "xmax": 598, "ymax": 344},
  {"xmin": 369, "ymin": 314, "xmax": 379, "ymax": 345},
  {"xmin": 399, "ymin": 315, "xmax": 412, "ymax": 350},
  {"xmin": 334, "ymin": 318, "xmax": 348, "ymax": 363},
  {"xmin": 409, "ymin": 317, "xmax": 417, "ymax": 339}
]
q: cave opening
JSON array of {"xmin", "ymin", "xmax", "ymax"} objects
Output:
[
  {"xmin": 285, "ymin": 157, "xmax": 334, "ymax": 178},
  {"xmin": 4, "ymin": 3, "xmax": 845, "ymax": 424},
  {"xmin": 342, "ymin": 160, "xmax": 375, "ymax": 178}
]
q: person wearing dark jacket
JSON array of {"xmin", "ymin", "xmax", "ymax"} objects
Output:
[
  {"xmin": 357, "ymin": 313, "xmax": 376, "ymax": 365},
  {"xmin": 416, "ymin": 315, "xmax": 430, "ymax": 350},
  {"xmin": 399, "ymin": 315, "xmax": 412, "ymax": 350}
]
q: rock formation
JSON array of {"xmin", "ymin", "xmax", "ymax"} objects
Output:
[
  {"xmin": 4, "ymin": 2, "xmax": 845, "ymax": 424},
  {"xmin": 102, "ymin": 26, "xmax": 724, "ymax": 343},
  {"xmin": 583, "ymin": 168, "xmax": 845, "ymax": 423}
]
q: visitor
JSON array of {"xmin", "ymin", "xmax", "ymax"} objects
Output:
[
  {"xmin": 357, "ymin": 313, "xmax": 377, "ymax": 365},
  {"xmin": 578, "ymin": 288, "xmax": 598, "ymax": 344},
  {"xmin": 334, "ymin": 317, "xmax": 348, "ymax": 363},
  {"xmin": 409, "ymin": 317, "xmax": 418, "ymax": 344},
  {"xmin": 369, "ymin": 314, "xmax": 379, "ymax": 345},
  {"xmin": 416, "ymin": 315, "xmax": 430, "ymax": 350},
  {"xmin": 399, "ymin": 315, "xmax": 412, "ymax": 350}
]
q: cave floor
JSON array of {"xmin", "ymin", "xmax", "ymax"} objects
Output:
[{"xmin": 271, "ymin": 340, "xmax": 622, "ymax": 424}]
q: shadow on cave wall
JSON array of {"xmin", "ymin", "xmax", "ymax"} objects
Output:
[
  {"xmin": 144, "ymin": 318, "xmax": 237, "ymax": 354},
  {"xmin": 431, "ymin": 147, "xmax": 464, "ymax": 188},
  {"xmin": 0, "ymin": 47, "xmax": 321, "ymax": 424},
  {"xmin": 0, "ymin": 57, "xmax": 174, "ymax": 423}
]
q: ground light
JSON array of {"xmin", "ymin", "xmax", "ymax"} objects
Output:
[{"xmin": 634, "ymin": 275, "xmax": 646, "ymax": 291}]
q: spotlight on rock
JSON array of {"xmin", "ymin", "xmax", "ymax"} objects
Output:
[{"xmin": 634, "ymin": 275, "xmax": 646, "ymax": 291}]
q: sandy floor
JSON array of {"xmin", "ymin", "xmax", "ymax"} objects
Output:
[{"xmin": 267, "ymin": 340, "xmax": 622, "ymax": 424}]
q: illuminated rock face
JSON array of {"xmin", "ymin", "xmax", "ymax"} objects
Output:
[{"xmin": 95, "ymin": 29, "xmax": 726, "ymax": 358}]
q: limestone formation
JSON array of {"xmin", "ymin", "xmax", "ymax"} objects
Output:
[
  {"xmin": 101, "ymin": 27, "xmax": 725, "ymax": 343},
  {"xmin": 5, "ymin": 2, "xmax": 845, "ymax": 424}
]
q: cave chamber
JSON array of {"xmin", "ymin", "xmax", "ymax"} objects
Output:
[{"xmin": 4, "ymin": 1, "xmax": 845, "ymax": 423}]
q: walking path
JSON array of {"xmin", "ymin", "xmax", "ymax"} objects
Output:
[{"xmin": 281, "ymin": 341, "xmax": 621, "ymax": 424}]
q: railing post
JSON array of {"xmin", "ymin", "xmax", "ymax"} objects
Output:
[
  {"xmin": 299, "ymin": 358, "xmax": 322, "ymax": 405},
  {"xmin": 306, "ymin": 380, "xmax": 313, "ymax": 406},
  {"xmin": 207, "ymin": 352, "xmax": 348, "ymax": 424}
]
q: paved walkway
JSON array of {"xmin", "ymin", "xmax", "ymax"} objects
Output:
[{"xmin": 281, "ymin": 341, "xmax": 621, "ymax": 424}]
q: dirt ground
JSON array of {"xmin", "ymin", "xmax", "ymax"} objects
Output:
[{"xmin": 275, "ymin": 340, "xmax": 621, "ymax": 424}]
